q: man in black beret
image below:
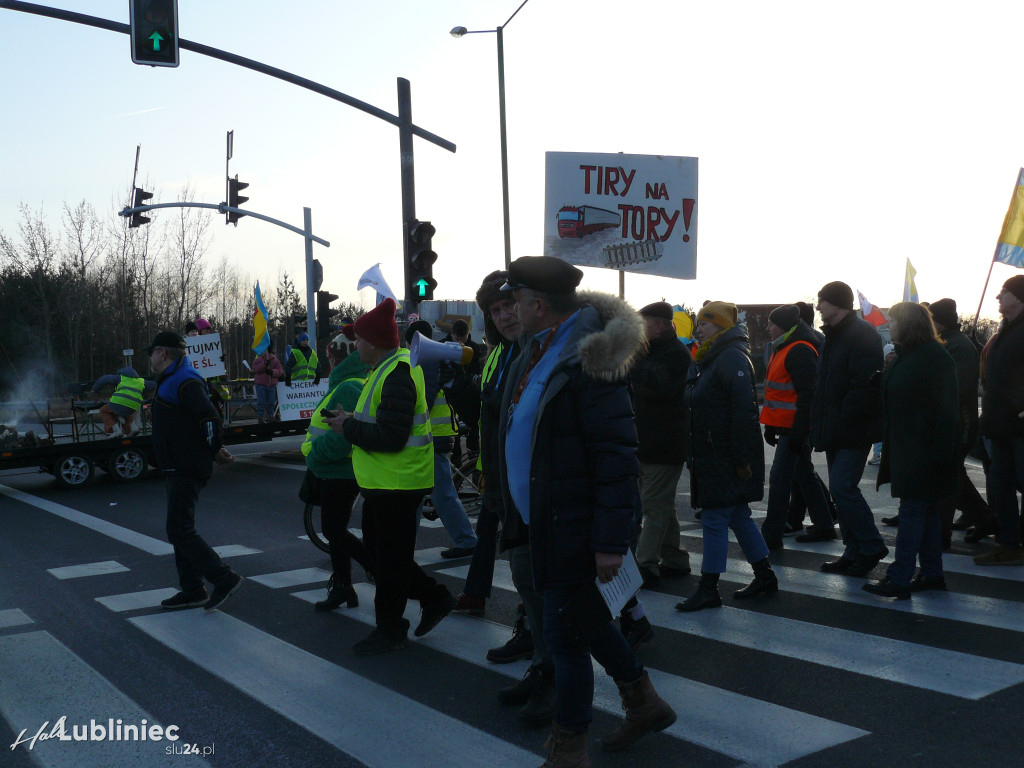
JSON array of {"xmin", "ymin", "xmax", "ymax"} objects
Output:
[{"xmin": 499, "ymin": 255, "xmax": 675, "ymax": 762}]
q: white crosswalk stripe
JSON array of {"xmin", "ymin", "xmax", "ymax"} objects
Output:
[
  {"xmin": 439, "ymin": 559, "xmax": 1024, "ymax": 699},
  {"xmin": 128, "ymin": 610, "xmax": 539, "ymax": 768}
]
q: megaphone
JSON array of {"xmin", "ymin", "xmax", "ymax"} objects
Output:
[{"xmin": 410, "ymin": 331, "xmax": 475, "ymax": 368}]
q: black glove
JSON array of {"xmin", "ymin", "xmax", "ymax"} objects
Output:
[
  {"xmin": 313, "ymin": 376, "xmax": 321, "ymax": 386},
  {"xmin": 285, "ymin": 376, "xmax": 291, "ymax": 387},
  {"xmin": 763, "ymin": 425, "xmax": 778, "ymax": 447}
]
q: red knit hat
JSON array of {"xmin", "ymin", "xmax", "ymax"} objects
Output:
[{"xmin": 353, "ymin": 298, "xmax": 399, "ymax": 349}]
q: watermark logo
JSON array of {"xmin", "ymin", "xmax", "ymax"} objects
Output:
[{"xmin": 10, "ymin": 717, "xmax": 179, "ymax": 751}]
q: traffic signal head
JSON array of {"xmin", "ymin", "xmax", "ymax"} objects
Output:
[
  {"xmin": 316, "ymin": 291, "xmax": 340, "ymax": 344},
  {"xmin": 407, "ymin": 219, "xmax": 438, "ymax": 301},
  {"xmin": 130, "ymin": 0, "xmax": 180, "ymax": 68},
  {"xmin": 130, "ymin": 187, "xmax": 154, "ymax": 228},
  {"xmin": 228, "ymin": 176, "xmax": 249, "ymax": 225}
]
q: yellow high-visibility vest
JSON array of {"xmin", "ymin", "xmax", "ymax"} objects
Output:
[{"xmin": 351, "ymin": 349, "xmax": 433, "ymax": 490}]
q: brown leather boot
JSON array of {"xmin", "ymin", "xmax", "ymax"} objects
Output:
[
  {"xmin": 601, "ymin": 671, "xmax": 677, "ymax": 752},
  {"xmin": 538, "ymin": 723, "xmax": 591, "ymax": 768}
]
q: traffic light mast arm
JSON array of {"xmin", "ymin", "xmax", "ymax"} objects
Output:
[
  {"xmin": 118, "ymin": 201, "xmax": 330, "ymax": 246},
  {"xmin": 0, "ymin": 1, "xmax": 456, "ymax": 153}
]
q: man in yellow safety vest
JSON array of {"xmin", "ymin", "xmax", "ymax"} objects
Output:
[{"xmin": 326, "ymin": 299, "xmax": 455, "ymax": 655}]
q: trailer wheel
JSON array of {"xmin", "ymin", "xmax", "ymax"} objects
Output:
[
  {"xmin": 53, "ymin": 454, "xmax": 95, "ymax": 488},
  {"xmin": 108, "ymin": 448, "xmax": 148, "ymax": 483}
]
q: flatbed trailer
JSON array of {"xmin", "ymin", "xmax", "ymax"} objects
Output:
[{"xmin": 0, "ymin": 406, "xmax": 309, "ymax": 488}]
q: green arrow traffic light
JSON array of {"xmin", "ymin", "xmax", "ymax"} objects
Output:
[
  {"xmin": 149, "ymin": 31, "xmax": 164, "ymax": 51},
  {"xmin": 415, "ymin": 279, "xmax": 430, "ymax": 298}
]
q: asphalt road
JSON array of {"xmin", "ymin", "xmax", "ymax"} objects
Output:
[{"xmin": 1, "ymin": 437, "xmax": 1022, "ymax": 768}]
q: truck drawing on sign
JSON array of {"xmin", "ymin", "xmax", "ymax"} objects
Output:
[{"xmin": 556, "ymin": 205, "xmax": 621, "ymax": 238}]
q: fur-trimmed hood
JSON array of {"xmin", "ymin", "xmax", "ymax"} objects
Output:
[{"xmin": 562, "ymin": 290, "xmax": 647, "ymax": 382}]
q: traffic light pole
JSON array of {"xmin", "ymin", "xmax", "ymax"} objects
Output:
[
  {"xmin": 303, "ymin": 207, "xmax": 318, "ymax": 352},
  {"xmin": 398, "ymin": 78, "xmax": 418, "ymax": 317}
]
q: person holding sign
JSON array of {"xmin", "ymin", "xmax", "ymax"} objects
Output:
[{"xmin": 498, "ymin": 256, "xmax": 675, "ymax": 765}]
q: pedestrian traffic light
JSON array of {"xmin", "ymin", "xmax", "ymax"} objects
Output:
[
  {"xmin": 227, "ymin": 175, "xmax": 249, "ymax": 225},
  {"xmin": 129, "ymin": 187, "xmax": 154, "ymax": 228},
  {"xmin": 316, "ymin": 291, "xmax": 340, "ymax": 344},
  {"xmin": 130, "ymin": 0, "xmax": 179, "ymax": 68},
  {"xmin": 407, "ymin": 219, "xmax": 437, "ymax": 302}
]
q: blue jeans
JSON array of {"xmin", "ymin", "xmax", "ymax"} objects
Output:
[
  {"xmin": 255, "ymin": 384, "xmax": 277, "ymax": 420},
  {"xmin": 763, "ymin": 436, "xmax": 834, "ymax": 541},
  {"xmin": 826, "ymin": 447, "xmax": 885, "ymax": 558},
  {"xmin": 885, "ymin": 498, "xmax": 942, "ymax": 586},
  {"xmin": 542, "ymin": 585, "xmax": 643, "ymax": 733},
  {"xmin": 700, "ymin": 503, "xmax": 769, "ymax": 573},
  {"xmin": 510, "ymin": 544, "xmax": 551, "ymax": 667},
  {"xmin": 165, "ymin": 476, "xmax": 232, "ymax": 593},
  {"xmin": 429, "ymin": 452, "xmax": 478, "ymax": 549},
  {"xmin": 986, "ymin": 436, "xmax": 1024, "ymax": 548}
]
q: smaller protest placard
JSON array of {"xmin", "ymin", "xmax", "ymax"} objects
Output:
[
  {"xmin": 276, "ymin": 379, "xmax": 329, "ymax": 421},
  {"xmin": 185, "ymin": 333, "xmax": 227, "ymax": 379}
]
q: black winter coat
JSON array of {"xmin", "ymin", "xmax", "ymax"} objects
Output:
[
  {"xmin": 940, "ymin": 325, "xmax": 980, "ymax": 450},
  {"xmin": 685, "ymin": 326, "xmax": 765, "ymax": 509},
  {"xmin": 980, "ymin": 313, "xmax": 1024, "ymax": 439},
  {"xmin": 810, "ymin": 312, "xmax": 884, "ymax": 450},
  {"xmin": 877, "ymin": 340, "xmax": 960, "ymax": 500},
  {"xmin": 152, "ymin": 356, "xmax": 222, "ymax": 480},
  {"xmin": 498, "ymin": 293, "xmax": 645, "ymax": 589},
  {"xmin": 630, "ymin": 329, "xmax": 692, "ymax": 464},
  {"xmin": 479, "ymin": 340, "xmax": 523, "ymax": 552}
]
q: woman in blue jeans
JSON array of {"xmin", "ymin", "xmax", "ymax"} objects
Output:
[
  {"xmin": 863, "ymin": 302, "xmax": 959, "ymax": 599},
  {"xmin": 677, "ymin": 301, "xmax": 778, "ymax": 612}
]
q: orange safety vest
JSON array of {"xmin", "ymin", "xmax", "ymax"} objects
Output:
[{"xmin": 760, "ymin": 340, "xmax": 817, "ymax": 428}]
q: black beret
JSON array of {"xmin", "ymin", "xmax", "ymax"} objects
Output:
[
  {"xmin": 639, "ymin": 301, "xmax": 674, "ymax": 321},
  {"xmin": 501, "ymin": 256, "xmax": 583, "ymax": 295}
]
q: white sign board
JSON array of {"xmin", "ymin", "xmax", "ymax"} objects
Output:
[
  {"xmin": 277, "ymin": 379, "xmax": 329, "ymax": 421},
  {"xmin": 544, "ymin": 151, "xmax": 698, "ymax": 280},
  {"xmin": 185, "ymin": 333, "xmax": 227, "ymax": 379}
]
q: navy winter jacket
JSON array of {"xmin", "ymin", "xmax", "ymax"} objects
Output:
[{"xmin": 685, "ymin": 326, "xmax": 765, "ymax": 509}]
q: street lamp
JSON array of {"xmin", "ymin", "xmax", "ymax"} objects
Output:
[{"xmin": 451, "ymin": 0, "xmax": 532, "ymax": 269}]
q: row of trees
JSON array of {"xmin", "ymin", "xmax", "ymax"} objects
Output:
[{"xmin": 0, "ymin": 194, "xmax": 358, "ymax": 400}]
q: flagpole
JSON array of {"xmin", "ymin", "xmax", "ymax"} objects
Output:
[{"xmin": 971, "ymin": 251, "xmax": 998, "ymax": 339}]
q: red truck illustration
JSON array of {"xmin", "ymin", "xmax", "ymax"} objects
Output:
[{"xmin": 556, "ymin": 205, "xmax": 621, "ymax": 238}]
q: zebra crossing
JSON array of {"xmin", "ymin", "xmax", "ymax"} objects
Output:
[{"xmin": 2, "ymin": 474, "xmax": 1024, "ymax": 767}]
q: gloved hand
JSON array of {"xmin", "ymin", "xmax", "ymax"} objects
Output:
[
  {"xmin": 763, "ymin": 425, "xmax": 778, "ymax": 447},
  {"xmin": 313, "ymin": 376, "xmax": 321, "ymax": 386},
  {"xmin": 285, "ymin": 376, "xmax": 291, "ymax": 387},
  {"xmin": 736, "ymin": 465, "xmax": 752, "ymax": 480}
]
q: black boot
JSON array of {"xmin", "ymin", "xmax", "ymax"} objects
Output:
[
  {"xmin": 675, "ymin": 573, "xmax": 721, "ymax": 612},
  {"xmin": 315, "ymin": 574, "xmax": 358, "ymax": 611},
  {"xmin": 733, "ymin": 557, "xmax": 779, "ymax": 600},
  {"xmin": 517, "ymin": 665, "xmax": 556, "ymax": 727}
]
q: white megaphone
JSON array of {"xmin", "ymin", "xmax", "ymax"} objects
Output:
[{"xmin": 410, "ymin": 331, "xmax": 475, "ymax": 368}]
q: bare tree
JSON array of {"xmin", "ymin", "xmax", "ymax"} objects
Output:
[
  {"xmin": 165, "ymin": 181, "xmax": 213, "ymax": 330},
  {"xmin": 0, "ymin": 204, "xmax": 62, "ymax": 381},
  {"xmin": 59, "ymin": 201, "xmax": 105, "ymax": 378}
]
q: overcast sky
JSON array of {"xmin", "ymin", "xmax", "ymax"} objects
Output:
[{"xmin": 2, "ymin": 0, "xmax": 1023, "ymax": 320}]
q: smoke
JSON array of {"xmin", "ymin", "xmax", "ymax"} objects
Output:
[{"xmin": 0, "ymin": 360, "xmax": 61, "ymax": 431}]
